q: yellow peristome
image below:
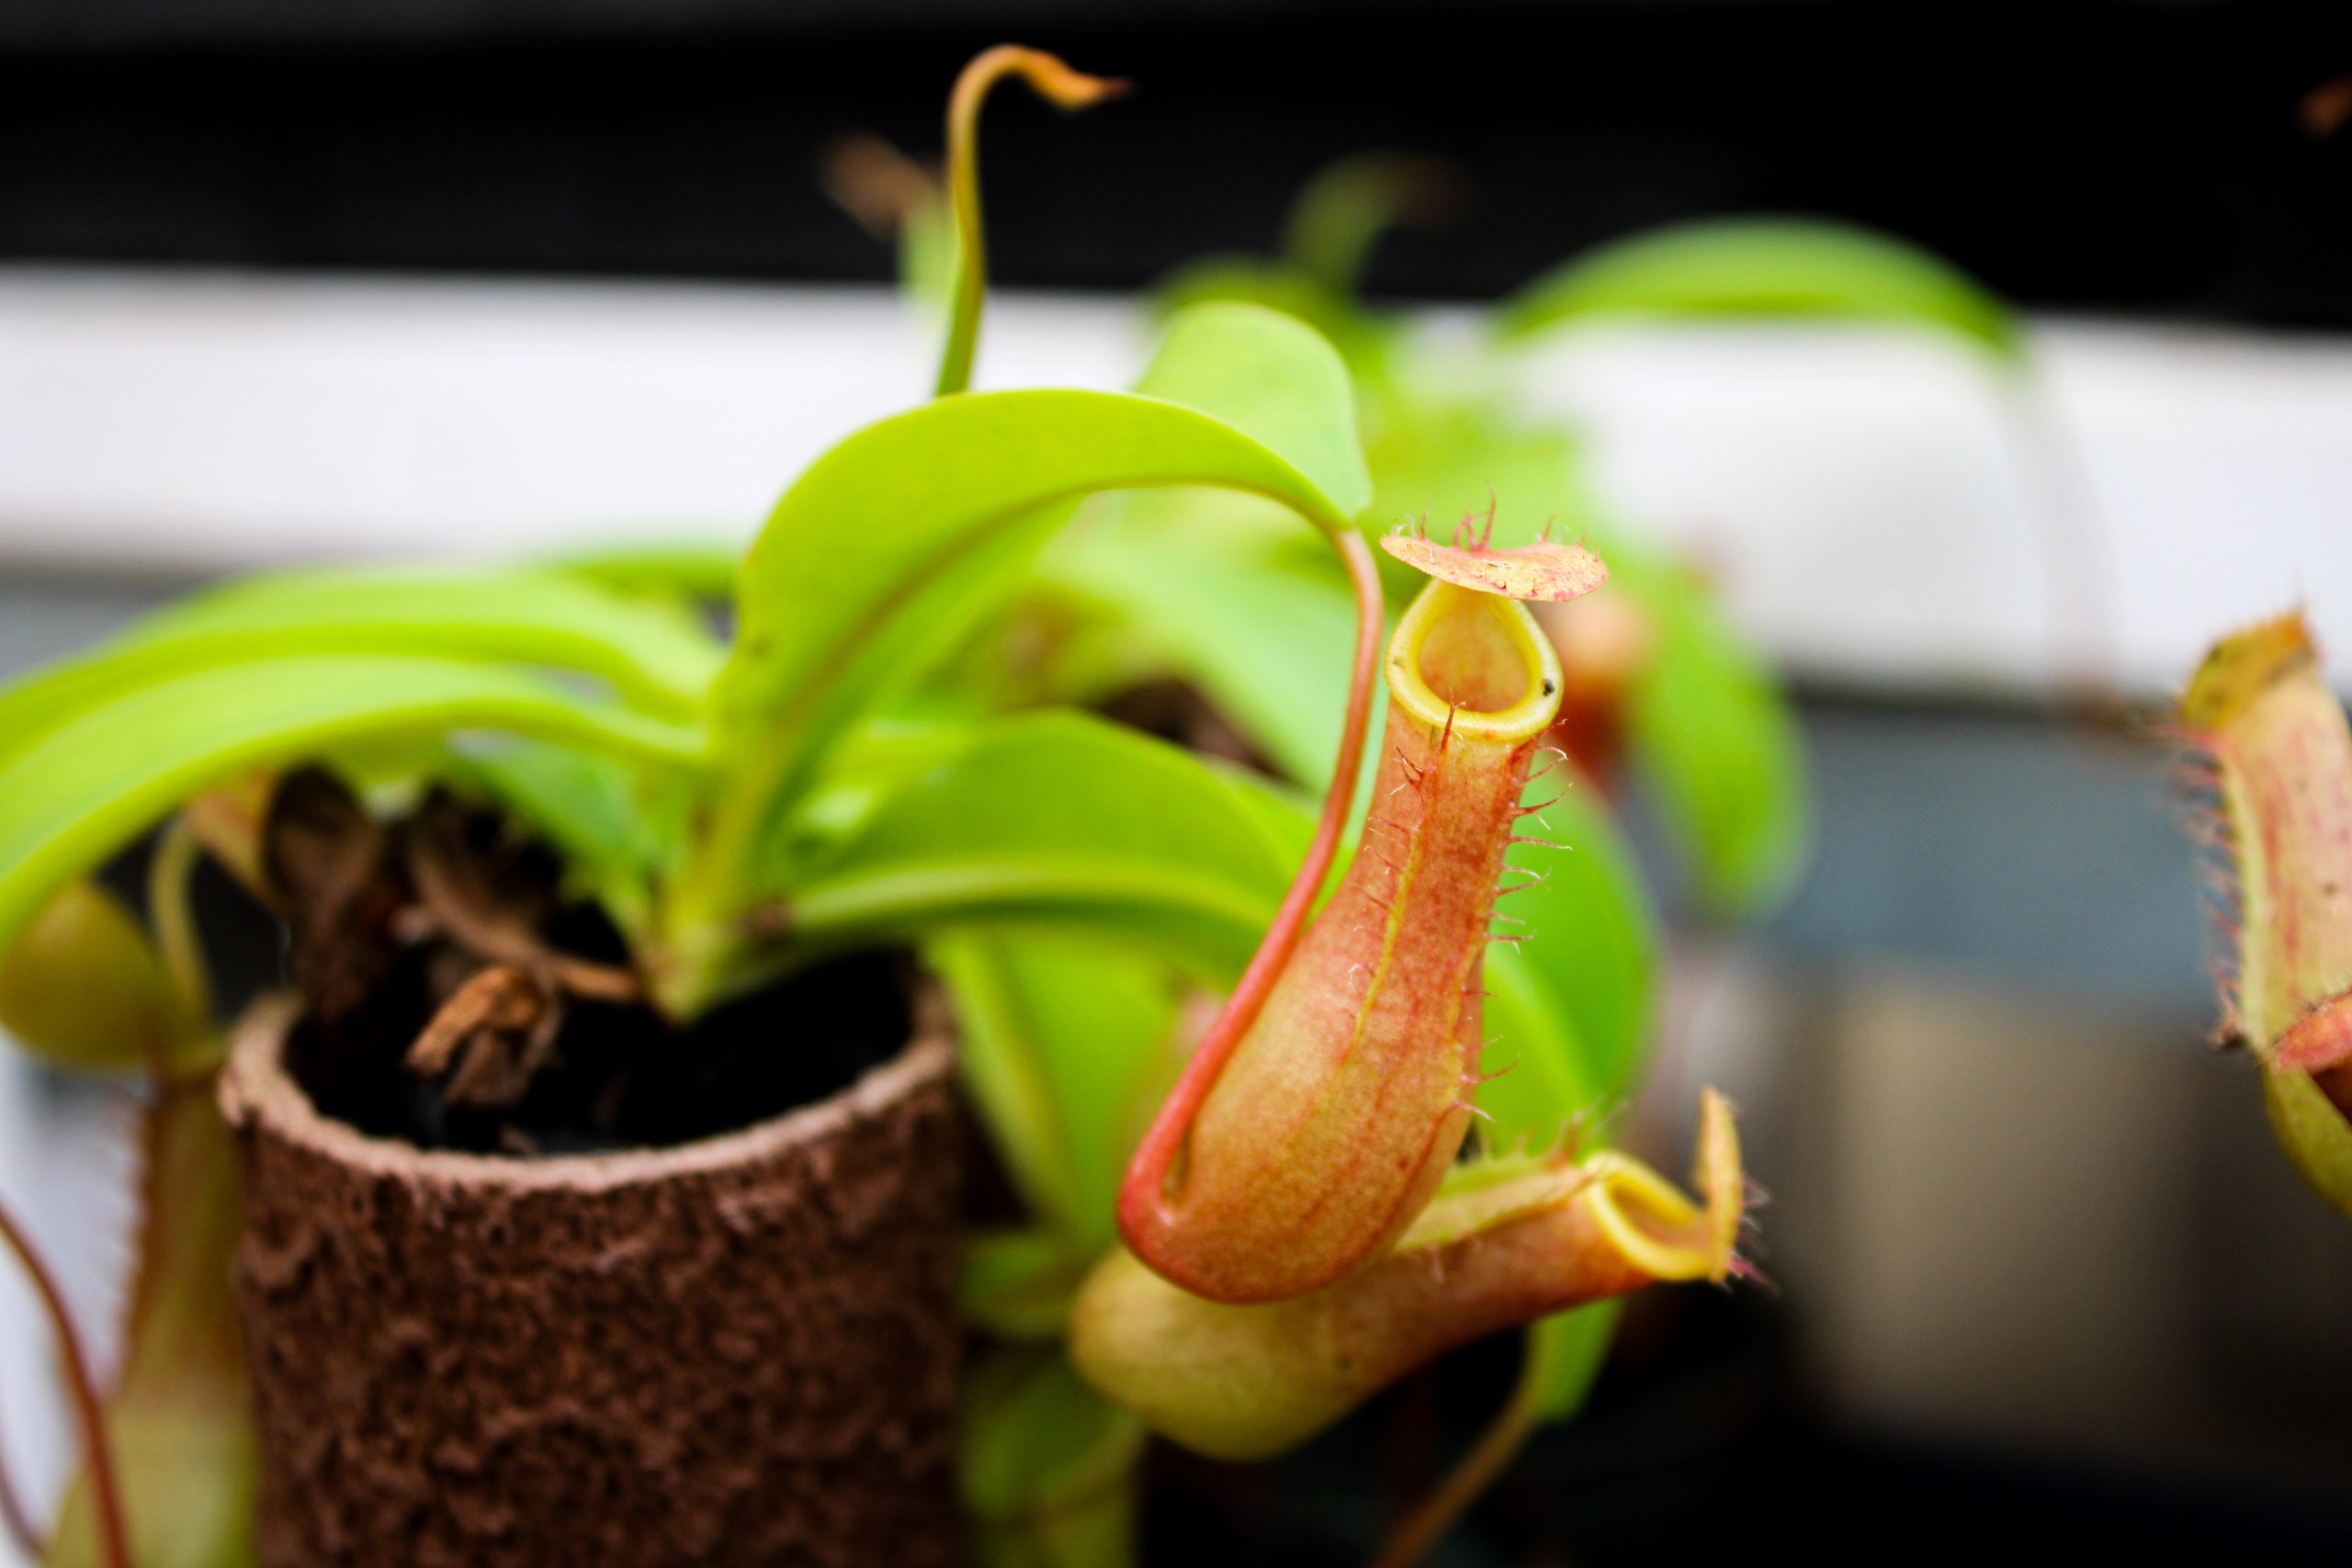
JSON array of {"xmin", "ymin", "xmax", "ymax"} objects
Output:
[
  {"xmin": 1584, "ymin": 1089, "xmax": 1743, "ymax": 1283},
  {"xmin": 2181, "ymin": 611, "xmax": 2317, "ymax": 732},
  {"xmin": 1385, "ymin": 581, "xmax": 1562, "ymax": 741}
]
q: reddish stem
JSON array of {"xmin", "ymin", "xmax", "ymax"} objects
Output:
[
  {"xmin": 1118, "ymin": 529, "xmax": 1385, "ymax": 1234},
  {"xmin": 0, "ymin": 1389, "xmax": 41, "ymax": 1563},
  {"xmin": 1367, "ymin": 1357, "xmax": 1541, "ymax": 1568},
  {"xmin": 0, "ymin": 1193, "xmax": 131, "ymax": 1568}
]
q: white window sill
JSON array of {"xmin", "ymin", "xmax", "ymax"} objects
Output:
[{"xmin": 2, "ymin": 265, "xmax": 2346, "ymax": 697}]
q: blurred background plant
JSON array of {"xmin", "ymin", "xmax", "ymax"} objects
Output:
[{"xmin": 2175, "ymin": 613, "xmax": 2352, "ymax": 1223}]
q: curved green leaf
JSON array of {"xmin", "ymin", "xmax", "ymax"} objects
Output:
[
  {"xmin": 1476, "ymin": 780, "xmax": 1657, "ymax": 1426},
  {"xmin": 1611, "ymin": 541, "xmax": 1810, "ymax": 916},
  {"xmin": 1495, "ymin": 217, "xmax": 2020, "ymax": 358},
  {"xmin": 1479, "ymin": 946, "xmax": 1597, "ymax": 1150},
  {"xmin": 1040, "ymin": 526, "xmax": 1358, "ymax": 786},
  {"xmin": 961, "ymin": 1227, "xmax": 1094, "ymax": 1342},
  {"xmin": 778, "ymin": 706, "xmax": 989, "ymax": 863},
  {"xmin": 0, "ymin": 568, "xmax": 721, "ymax": 773},
  {"xmin": 788, "ymin": 712, "xmax": 1297, "ymax": 981},
  {"xmin": 1429, "ymin": 773, "xmax": 1657, "ymax": 1152},
  {"xmin": 712, "ymin": 308, "xmax": 1366, "ymax": 830},
  {"xmin": 1479, "ymin": 952, "xmax": 1634, "ymax": 1427},
  {"xmin": 933, "ymin": 929, "xmax": 1182, "ymax": 1250},
  {"xmin": 1498, "ymin": 774, "xmax": 1659, "ymax": 1107},
  {"xmin": 1154, "ymin": 258, "xmax": 1385, "ymax": 376},
  {"xmin": 1524, "ymin": 1301, "xmax": 1622, "ymax": 1424},
  {"xmin": 0, "ymin": 655, "xmax": 702, "ymax": 953},
  {"xmin": 1132, "ymin": 302, "xmax": 1373, "ymax": 516},
  {"xmin": 541, "ymin": 541, "xmax": 741, "ymax": 604},
  {"xmin": 964, "ymin": 1348, "xmax": 1145, "ymax": 1568},
  {"xmin": 145, "ymin": 569, "xmax": 721, "ymax": 696}
]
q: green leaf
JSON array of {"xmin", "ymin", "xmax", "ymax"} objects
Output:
[
  {"xmin": 1277, "ymin": 153, "xmax": 1454, "ymax": 300},
  {"xmin": 711, "ymin": 308, "xmax": 1366, "ymax": 832},
  {"xmin": 1479, "ymin": 946, "xmax": 1597, "ymax": 1151},
  {"xmin": 777, "ymin": 706, "xmax": 990, "ymax": 864},
  {"xmin": 1132, "ymin": 302, "xmax": 1373, "ymax": 516},
  {"xmin": 1494, "ymin": 217, "xmax": 2021, "ymax": 358},
  {"xmin": 1153, "ymin": 259, "xmax": 1388, "ymax": 378},
  {"xmin": 1472, "ymin": 775, "xmax": 1657, "ymax": 1146},
  {"xmin": 541, "ymin": 541, "xmax": 742, "ymax": 604},
  {"xmin": 1523, "ymin": 1301, "xmax": 1623, "ymax": 1423},
  {"xmin": 1612, "ymin": 542, "xmax": 1810, "ymax": 917},
  {"xmin": 1475, "ymin": 784, "xmax": 1655, "ymax": 1427},
  {"xmin": 0, "ymin": 655, "xmax": 703, "ymax": 953},
  {"xmin": 1151, "ymin": 149, "xmax": 1443, "ymax": 381},
  {"xmin": 1497, "ymin": 774, "xmax": 1659, "ymax": 1108},
  {"xmin": 1478, "ymin": 965, "xmax": 1636, "ymax": 1425},
  {"xmin": 0, "ymin": 569, "xmax": 721, "ymax": 775},
  {"xmin": 48, "ymin": 1081, "xmax": 256, "ymax": 1568},
  {"xmin": 933, "ymin": 930, "xmax": 1183, "ymax": 1251},
  {"xmin": 1041, "ymin": 526, "xmax": 1358, "ymax": 786},
  {"xmin": 788, "ymin": 713, "xmax": 1297, "ymax": 981},
  {"xmin": 963, "ymin": 1348, "xmax": 1145, "ymax": 1568},
  {"xmin": 75, "ymin": 570, "xmax": 706, "ymax": 742},
  {"xmin": 959, "ymin": 1227, "xmax": 1095, "ymax": 1341}
]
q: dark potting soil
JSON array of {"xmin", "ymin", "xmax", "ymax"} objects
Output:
[
  {"xmin": 248, "ymin": 765, "xmax": 919, "ymax": 1158},
  {"xmin": 1097, "ymin": 677, "xmax": 1274, "ymax": 776},
  {"xmin": 285, "ymin": 944, "xmax": 919, "ymax": 1157}
]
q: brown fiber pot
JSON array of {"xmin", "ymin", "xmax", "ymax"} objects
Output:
[{"xmin": 217, "ymin": 995, "xmax": 962, "ymax": 1568}]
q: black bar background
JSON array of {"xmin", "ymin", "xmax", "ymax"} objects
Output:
[{"xmin": 2, "ymin": 1, "xmax": 2350, "ymax": 325}]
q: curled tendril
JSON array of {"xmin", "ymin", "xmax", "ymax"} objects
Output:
[{"xmin": 934, "ymin": 47, "xmax": 1128, "ymax": 399}]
